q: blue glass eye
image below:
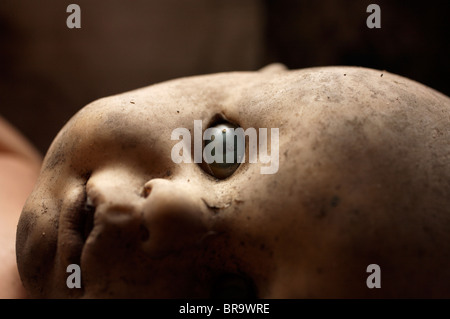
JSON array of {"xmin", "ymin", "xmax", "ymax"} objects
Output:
[{"xmin": 204, "ymin": 123, "xmax": 244, "ymax": 179}]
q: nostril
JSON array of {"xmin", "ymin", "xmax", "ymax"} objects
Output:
[
  {"xmin": 139, "ymin": 223, "xmax": 150, "ymax": 242},
  {"xmin": 141, "ymin": 185, "xmax": 152, "ymax": 198}
]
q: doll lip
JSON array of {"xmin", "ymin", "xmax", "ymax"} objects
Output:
[{"xmin": 53, "ymin": 195, "xmax": 97, "ymax": 294}]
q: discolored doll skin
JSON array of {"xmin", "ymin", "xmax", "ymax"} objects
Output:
[{"xmin": 16, "ymin": 66, "xmax": 450, "ymax": 298}]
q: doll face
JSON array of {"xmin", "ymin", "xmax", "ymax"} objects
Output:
[{"xmin": 16, "ymin": 67, "xmax": 450, "ymax": 298}]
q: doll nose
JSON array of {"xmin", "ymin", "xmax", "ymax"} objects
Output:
[
  {"xmin": 86, "ymin": 178, "xmax": 209, "ymax": 259},
  {"xmin": 139, "ymin": 178, "xmax": 209, "ymax": 257}
]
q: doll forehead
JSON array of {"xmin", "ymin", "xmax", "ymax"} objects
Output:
[
  {"xmin": 43, "ymin": 69, "xmax": 328, "ymax": 172},
  {"xmin": 46, "ymin": 66, "xmax": 428, "ymax": 172}
]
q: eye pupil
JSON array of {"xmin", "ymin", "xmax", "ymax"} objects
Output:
[{"xmin": 204, "ymin": 123, "xmax": 244, "ymax": 179}]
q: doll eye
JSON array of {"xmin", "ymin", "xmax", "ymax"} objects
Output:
[{"xmin": 203, "ymin": 122, "xmax": 245, "ymax": 179}]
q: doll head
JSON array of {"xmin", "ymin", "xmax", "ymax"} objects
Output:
[{"xmin": 16, "ymin": 66, "xmax": 450, "ymax": 298}]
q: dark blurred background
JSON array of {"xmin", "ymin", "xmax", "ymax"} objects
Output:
[{"xmin": 1, "ymin": 0, "xmax": 449, "ymax": 154}]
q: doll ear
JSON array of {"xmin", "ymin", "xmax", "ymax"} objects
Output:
[{"xmin": 258, "ymin": 63, "xmax": 288, "ymax": 74}]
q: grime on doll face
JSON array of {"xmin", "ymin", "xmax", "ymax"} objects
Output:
[{"xmin": 16, "ymin": 66, "xmax": 450, "ymax": 298}]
